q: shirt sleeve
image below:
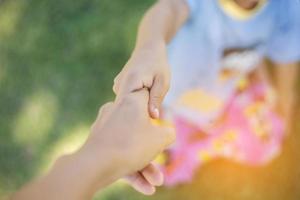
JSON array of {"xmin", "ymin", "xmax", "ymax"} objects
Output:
[
  {"xmin": 266, "ymin": 1, "xmax": 300, "ymax": 64},
  {"xmin": 185, "ymin": 0, "xmax": 199, "ymax": 19}
]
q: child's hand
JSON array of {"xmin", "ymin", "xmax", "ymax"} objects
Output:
[
  {"xmin": 113, "ymin": 45, "xmax": 171, "ymax": 194},
  {"xmin": 113, "ymin": 43, "xmax": 170, "ymax": 119},
  {"xmin": 85, "ymin": 89, "xmax": 175, "ymax": 195}
]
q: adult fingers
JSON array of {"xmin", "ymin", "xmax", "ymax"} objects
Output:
[
  {"xmin": 125, "ymin": 172, "xmax": 156, "ymax": 195},
  {"xmin": 140, "ymin": 163, "xmax": 163, "ymax": 186}
]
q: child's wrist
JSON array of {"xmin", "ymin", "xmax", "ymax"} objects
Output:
[{"xmin": 134, "ymin": 39, "xmax": 166, "ymax": 55}]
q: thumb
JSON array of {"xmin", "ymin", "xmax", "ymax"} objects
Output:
[{"xmin": 149, "ymin": 75, "xmax": 169, "ymax": 119}]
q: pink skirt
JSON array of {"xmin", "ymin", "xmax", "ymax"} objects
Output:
[{"xmin": 158, "ymin": 79, "xmax": 285, "ymax": 186}]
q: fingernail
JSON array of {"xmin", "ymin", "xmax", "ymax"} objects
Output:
[
  {"xmin": 153, "ymin": 108, "xmax": 160, "ymax": 119},
  {"xmin": 144, "ymin": 186, "xmax": 156, "ymax": 196}
]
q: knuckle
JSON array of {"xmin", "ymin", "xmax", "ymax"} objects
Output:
[
  {"xmin": 113, "ymin": 77, "xmax": 119, "ymax": 84},
  {"xmin": 113, "ymin": 75, "xmax": 122, "ymax": 93},
  {"xmin": 113, "ymin": 82, "xmax": 118, "ymax": 91},
  {"xmin": 114, "ymin": 73, "xmax": 122, "ymax": 84},
  {"xmin": 98, "ymin": 102, "xmax": 113, "ymax": 115},
  {"xmin": 112, "ymin": 84, "xmax": 117, "ymax": 93}
]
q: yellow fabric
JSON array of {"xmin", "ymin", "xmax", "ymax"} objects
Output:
[
  {"xmin": 155, "ymin": 153, "xmax": 167, "ymax": 165},
  {"xmin": 218, "ymin": 0, "xmax": 267, "ymax": 20},
  {"xmin": 151, "ymin": 118, "xmax": 173, "ymax": 128},
  {"xmin": 176, "ymin": 89, "xmax": 223, "ymax": 113},
  {"xmin": 198, "ymin": 151, "xmax": 212, "ymax": 162}
]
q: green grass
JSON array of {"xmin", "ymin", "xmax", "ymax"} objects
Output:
[
  {"xmin": 1, "ymin": 0, "xmax": 300, "ymax": 200},
  {"xmin": 0, "ymin": 0, "xmax": 154, "ymax": 198}
]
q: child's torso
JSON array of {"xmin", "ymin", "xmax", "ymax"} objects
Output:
[{"xmin": 164, "ymin": 0, "xmax": 287, "ymax": 122}]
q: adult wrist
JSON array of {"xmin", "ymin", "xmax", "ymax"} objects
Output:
[{"xmin": 75, "ymin": 136, "xmax": 132, "ymax": 185}]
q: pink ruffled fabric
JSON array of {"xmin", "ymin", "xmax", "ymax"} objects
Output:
[{"xmin": 161, "ymin": 82, "xmax": 285, "ymax": 186}]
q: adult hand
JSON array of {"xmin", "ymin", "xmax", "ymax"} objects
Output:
[
  {"xmin": 86, "ymin": 89, "xmax": 175, "ymax": 194},
  {"xmin": 12, "ymin": 89, "xmax": 175, "ymax": 200},
  {"xmin": 113, "ymin": 45, "xmax": 171, "ymax": 194}
]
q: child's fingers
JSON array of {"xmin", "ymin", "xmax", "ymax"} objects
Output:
[
  {"xmin": 117, "ymin": 77, "xmax": 144, "ymax": 100},
  {"xmin": 149, "ymin": 75, "xmax": 170, "ymax": 119},
  {"xmin": 125, "ymin": 172, "xmax": 156, "ymax": 195},
  {"xmin": 140, "ymin": 163, "xmax": 163, "ymax": 186},
  {"xmin": 115, "ymin": 71, "xmax": 154, "ymax": 101}
]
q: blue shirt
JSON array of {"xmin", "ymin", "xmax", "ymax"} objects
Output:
[{"xmin": 165, "ymin": 0, "xmax": 300, "ymax": 107}]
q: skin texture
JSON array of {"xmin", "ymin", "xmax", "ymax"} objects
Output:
[
  {"xmin": 113, "ymin": 0, "xmax": 299, "ymax": 194},
  {"xmin": 11, "ymin": 0, "xmax": 299, "ymax": 198},
  {"xmin": 11, "ymin": 89, "xmax": 175, "ymax": 200},
  {"xmin": 113, "ymin": 0, "xmax": 189, "ymax": 193}
]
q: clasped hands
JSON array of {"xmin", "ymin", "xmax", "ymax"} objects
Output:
[{"xmin": 86, "ymin": 88, "xmax": 175, "ymax": 195}]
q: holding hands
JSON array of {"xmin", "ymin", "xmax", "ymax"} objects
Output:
[
  {"xmin": 13, "ymin": 89, "xmax": 175, "ymax": 200},
  {"xmin": 113, "ymin": 43, "xmax": 172, "ymax": 194},
  {"xmin": 86, "ymin": 88, "xmax": 175, "ymax": 194},
  {"xmin": 14, "ymin": 0, "xmax": 186, "ymax": 198},
  {"xmin": 113, "ymin": 43, "xmax": 171, "ymax": 119},
  {"xmin": 14, "ymin": 41, "xmax": 174, "ymax": 200}
]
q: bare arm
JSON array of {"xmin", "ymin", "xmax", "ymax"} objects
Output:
[
  {"xmin": 135, "ymin": 0, "xmax": 189, "ymax": 50},
  {"xmin": 113, "ymin": 0, "xmax": 189, "ymax": 195},
  {"xmin": 12, "ymin": 148, "xmax": 117, "ymax": 200},
  {"xmin": 12, "ymin": 90, "xmax": 175, "ymax": 200},
  {"xmin": 114, "ymin": 0, "xmax": 190, "ymax": 116},
  {"xmin": 112, "ymin": 1, "xmax": 189, "ymax": 194}
]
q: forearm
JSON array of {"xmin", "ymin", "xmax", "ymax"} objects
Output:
[
  {"xmin": 12, "ymin": 145, "xmax": 121, "ymax": 200},
  {"xmin": 134, "ymin": 0, "xmax": 189, "ymax": 51}
]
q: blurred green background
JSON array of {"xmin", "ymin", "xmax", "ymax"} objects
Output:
[{"xmin": 0, "ymin": 0, "xmax": 300, "ymax": 199}]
